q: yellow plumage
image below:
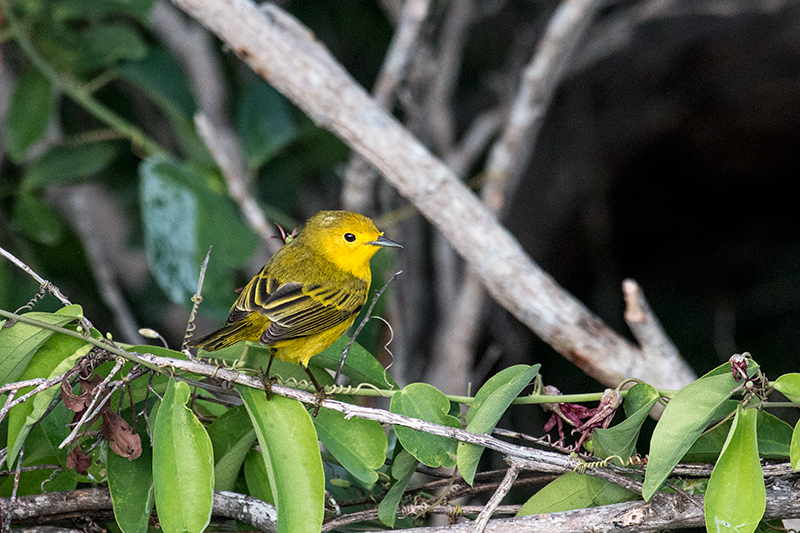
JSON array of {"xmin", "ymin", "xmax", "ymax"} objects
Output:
[{"xmin": 190, "ymin": 210, "xmax": 400, "ymax": 375}]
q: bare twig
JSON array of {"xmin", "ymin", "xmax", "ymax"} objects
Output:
[
  {"xmin": 4, "ymin": 443, "xmax": 24, "ymax": 533},
  {"xmin": 0, "ymin": 246, "xmax": 91, "ymax": 329},
  {"xmin": 470, "ymin": 462, "xmax": 520, "ymax": 533},
  {"xmin": 334, "ymin": 270, "xmax": 402, "ymax": 385},
  {"xmin": 195, "ymin": 113, "xmax": 281, "ymax": 252},
  {"xmin": 622, "ymin": 278, "xmax": 682, "ymax": 363},
  {"xmin": 58, "ymin": 357, "xmax": 126, "ymax": 449},
  {"xmin": 0, "ymin": 373, "xmax": 69, "ymax": 425},
  {"xmin": 430, "ymin": 0, "xmax": 615, "ymax": 394},
  {"xmin": 152, "ymin": 1, "xmax": 281, "ymax": 252},
  {"xmin": 182, "ymin": 245, "xmax": 213, "ymax": 354}
]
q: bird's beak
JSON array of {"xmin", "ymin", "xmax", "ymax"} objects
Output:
[{"xmin": 370, "ymin": 235, "xmax": 402, "ymax": 248}]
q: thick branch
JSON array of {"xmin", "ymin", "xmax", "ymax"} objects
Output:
[
  {"xmin": 170, "ymin": 0, "xmax": 694, "ymax": 390},
  {"xmin": 0, "ymin": 488, "xmax": 276, "ymax": 531},
  {"xmin": 389, "ymin": 476, "xmax": 800, "ymax": 532}
]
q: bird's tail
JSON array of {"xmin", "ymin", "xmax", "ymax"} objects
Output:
[{"xmin": 188, "ymin": 316, "xmax": 263, "ymax": 351}]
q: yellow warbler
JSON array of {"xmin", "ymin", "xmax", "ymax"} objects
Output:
[{"xmin": 190, "ymin": 210, "xmax": 400, "ymax": 402}]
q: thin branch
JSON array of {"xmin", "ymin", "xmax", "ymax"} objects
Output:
[
  {"xmin": 343, "ymin": 0, "xmax": 431, "ymax": 212},
  {"xmin": 430, "ymin": 0, "xmax": 616, "ymax": 394},
  {"xmin": 58, "ymin": 357, "xmax": 126, "ymax": 449},
  {"xmin": 470, "ymin": 462, "xmax": 520, "ymax": 533},
  {"xmin": 622, "ymin": 278, "xmax": 681, "ymax": 362},
  {"xmin": 387, "ymin": 483, "xmax": 800, "ymax": 532},
  {"xmin": 168, "ymin": 0, "xmax": 695, "ymax": 391},
  {"xmin": 334, "ymin": 270, "xmax": 402, "ymax": 384},
  {"xmin": 0, "ymin": 246, "xmax": 74, "ymax": 309},
  {"xmin": 0, "ymin": 373, "xmax": 68, "ymax": 425},
  {"xmin": 195, "ymin": 113, "xmax": 281, "ymax": 252}
]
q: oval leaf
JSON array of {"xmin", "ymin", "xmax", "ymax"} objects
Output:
[
  {"xmin": 0, "ymin": 305, "xmax": 83, "ymax": 388},
  {"xmin": 207, "ymin": 405, "xmax": 256, "ymax": 492},
  {"xmin": 774, "ymin": 373, "xmax": 800, "ymax": 403},
  {"xmin": 139, "ymin": 155, "xmax": 257, "ymax": 306},
  {"xmin": 314, "ymin": 407, "xmax": 387, "ymax": 486},
  {"xmin": 13, "ymin": 193, "xmax": 64, "ymax": 245},
  {"xmin": 236, "ymin": 384, "xmax": 324, "ymax": 533},
  {"xmin": 390, "ymin": 383, "xmax": 461, "ymax": 468},
  {"xmin": 517, "ymin": 471, "xmax": 637, "ymax": 515},
  {"xmin": 152, "ymin": 379, "xmax": 214, "ymax": 533},
  {"xmin": 6, "ymin": 333, "xmax": 92, "ymax": 468},
  {"xmin": 642, "ymin": 360, "xmax": 757, "ymax": 501},
  {"xmin": 377, "ymin": 449, "xmax": 418, "ymax": 528},
  {"xmin": 4, "ymin": 69, "xmax": 54, "ymax": 162},
  {"xmin": 22, "ymin": 141, "xmax": 119, "ymax": 190},
  {"xmin": 704, "ymin": 405, "xmax": 765, "ymax": 533},
  {"xmin": 108, "ymin": 419, "xmax": 154, "ymax": 533},
  {"xmin": 457, "ymin": 364, "xmax": 539, "ymax": 484},
  {"xmin": 236, "ymin": 80, "xmax": 296, "ymax": 169},
  {"xmin": 592, "ymin": 382, "xmax": 659, "ymax": 463}
]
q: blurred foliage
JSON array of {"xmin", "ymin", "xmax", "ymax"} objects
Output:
[{"xmin": 0, "ymin": 0, "xmax": 384, "ymax": 348}]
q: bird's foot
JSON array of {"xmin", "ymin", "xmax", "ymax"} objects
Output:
[
  {"xmin": 311, "ymin": 388, "xmax": 328, "ymax": 417},
  {"xmin": 258, "ymin": 367, "xmax": 278, "ymax": 400}
]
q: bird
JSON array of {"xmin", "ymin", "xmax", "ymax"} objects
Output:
[{"xmin": 189, "ymin": 210, "xmax": 401, "ymax": 411}]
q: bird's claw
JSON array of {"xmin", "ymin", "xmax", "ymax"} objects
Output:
[{"xmin": 312, "ymin": 389, "xmax": 328, "ymax": 417}]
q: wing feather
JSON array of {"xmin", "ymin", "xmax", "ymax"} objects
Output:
[{"xmin": 228, "ymin": 271, "xmax": 368, "ymax": 345}]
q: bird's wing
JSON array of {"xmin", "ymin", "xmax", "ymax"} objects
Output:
[
  {"xmin": 228, "ymin": 269, "xmax": 367, "ymax": 343},
  {"xmin": 226, "ymin": 272, "xmax": 280, "ymax": 324},
  {"xmin": 260, "ymin": 280, "xmax": 367, "ymax": 343}
]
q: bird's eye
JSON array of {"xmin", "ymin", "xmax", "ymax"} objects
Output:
[{"xmin": 344, "ymin": 232, "xmax": 356, "ymax": 242}]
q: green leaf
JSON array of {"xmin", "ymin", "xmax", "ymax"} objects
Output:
[
  {"xmin": 119, "ymin": 49, "xmax": 211, "ymax": 165},
  {"xmin": 84, "ymin": 23, "xmax": 148, "ymax": 68},
  {"xmin": 152, "ymin": 379, "xmax": 214, "ymax": 533},
  {"xmin": 53, "ymin": 0, "xmax": 156, "ymax": 21},
  {"xmin": 4, "ymin": 69, "xmax": 54, "ymax": 162},
  {"xmin": 22, "ymin": 141, "xmax": 119, "ymax": 191},
  {"xmin": 13, "ymin": 193, "xmax": 64, "ymax": 245},
  {"xmin": 236, "ymin": 384, "xmax": 324, "ymax": 533},
  {"xmin": 774, "ymin": 373, "xmax": 800, "ymax": 403},
  {"xmin": 244, "ymin": 449, "xmax": 276, "ymax": 506},
  {"xmin": 755, "ymin": 411, "xmax": 792, "ymax": 459},
  {"xmin": 465, "ymin": 365, "xmax": 532, "ymax": 425},
  {"xmin": 457, "ymin": 365, "xmax": 539, "ymax": 485},
  {"xmin": 592, "ymin": 382, "xmax": 659, "ymax": 464},
  {"xmin": 377, "ymin": 448, "xmax": 418, "ymax": 528},
  {"xmin": 517, "ymin": 471, "xmax": 637, "ymax": 515},
  {"xmin": 704, "ymin": 405, "xmax": 765, "ymax": 533},
  {"xmin": 0, "ymin": 305, "xmax": 83, "ymax": 387},
  {"xmin": 791, "ymin": 419, "xmax": 800, "ymax": 470},
  {"xmin": 642, "ymin": 360, "xmax": 758, "ymax": 501},
  {"xmin": 207, "ymin": 405, "xmax": 256, "ymax": 492},
  {"xmin": 0, "ymin": 425, "xmax": 77, "ymax": 497},
  {"xmin": 310, "ymin": 335, "xmax": 397, "ymax": 389},
  {"xmin": 390, "ymin": 383, "xmax": 461, "ymax": 468},
  {"xmin": 108, "ymin": 418, "xmax": 154, "ymax": 533},
  {"xmin": 314, "ymin": 407, "xmax": 387, "ymax": 486},
  {"xmin": 39, "ymin": 401, "xmax": 108, "ymax": 483},
  {"xmin": 236, "ymin": 80, "xmax": 296, "ymax": 169},
  {"xmin": 6, "ymin": 333, "xmax": 92, "ymax": 467},
  {"xmin": 139, "ymin": 154, "xmax": 257, "ymax": 306}
]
